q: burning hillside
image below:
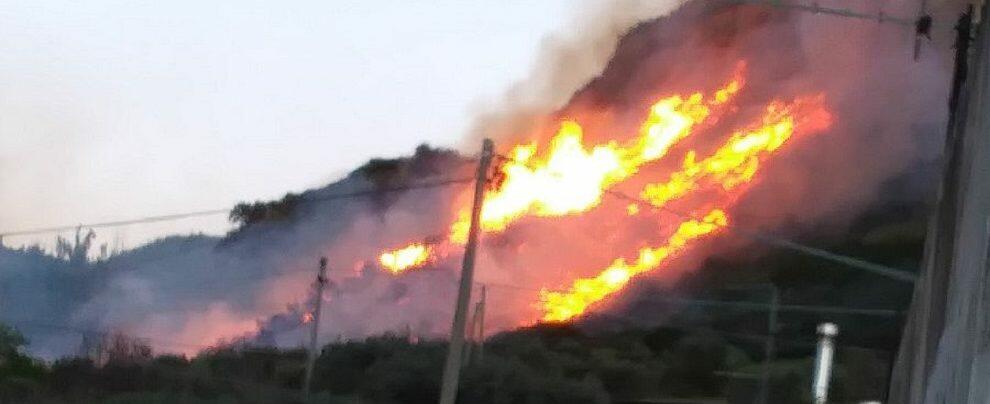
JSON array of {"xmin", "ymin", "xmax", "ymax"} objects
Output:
[
  {"xmin": 343, "ymin": 0, "xmax": 944, "ymax": 337},
  {"xmin": 0, "ymin": 0, "xmax": 949, "ymax": 358},
  {"xmin": 377, "ymin": 67, "xmax": 832, "ymax": 323}
]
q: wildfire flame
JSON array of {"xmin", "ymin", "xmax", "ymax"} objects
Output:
[
  {"xmin": 540, "ymin": 209, "xmax": 728, "ymax": 322},
  {"xmin": 373, "ymin": 64, "xmax": 832, "ymax": 323},
  {"xmin": 448, "ymin": 67, "xmax": 743, "ymax": 244},
  {"xmin": 379, "ymin": 243, "xmax": 432, "ymax": 274},
  {"xmin": 642, "ymin": 96, "xmax": 832, "ymax": 208},
  {"xmin": 539, "ymin": 97, "xmax": 831, "ymax": 322},
  {"xmin": 380, "ymin": 65, "xmax": 747, "ymax": 273}
]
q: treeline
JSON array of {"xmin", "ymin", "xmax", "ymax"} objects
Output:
[
  {"xmin": 1, "ymin": 322, "xmax": 888, "ymax": 404},
  {"xmin": 226, "ymin": 144, "xmax": 468, "ymax": 233},
  {"xmin": 0, "ymin": 155, "xmax": 927, "ymax": 403}
]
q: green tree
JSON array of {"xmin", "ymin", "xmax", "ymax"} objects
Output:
[{"xmin": 0, "ymin": 324, "xmax": 46, "ymax": 402}]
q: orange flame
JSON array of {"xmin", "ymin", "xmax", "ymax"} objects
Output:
[
  {"xmin": 540, "ymin": 209, "xmax": 728, "ymax": 322},
  {"xmin": 537, "ymin": 96, "xmax": 831, "ymax": 322},
  {"xmin": 642, "ymin": 96, "xmax": 832, "ymax": 207},
  {"xmin": 449, "ymin": 75, "xmax": 742, "ymax": 244},
  {"xmin": 372, "ymin": 65, "xmax": 832, "ymax": 324},
  {"xmin": 380, "ymin": 70, "xmax": 747, "ymax": 274},
  {"xmin": 379, "ymin": 243, "xmax": 433, "ymax": 274}
]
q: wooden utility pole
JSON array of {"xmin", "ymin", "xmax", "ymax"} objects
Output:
[
  {"xmin": 303, "ymin": 257, "xmax": 328, "ymax": 402},
  {"xmin": 462, "ymin": 284, "xmax": 487, "ymax": 367},
  {"xmin": 757, "ymin": 286, "xmax": 779, "ymax": 404},
  {"xmin": 463, "ymin": 296, "xmax": 478, "ymax": 367},
  {"xmin": 476, "ymin": 285, "xmax": 486, "ymax": 363},
  {"xmin": 438, "ymin": 139, "xmax": 494, "ymax": 404}
]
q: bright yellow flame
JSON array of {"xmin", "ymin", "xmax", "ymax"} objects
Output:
[
  {"xmin": 381, "ymin": 71, "xmax": 746, "ymax": 273},
  {"xmin": 540, "ymin": 209, "xmax": 729, "ymax": 322},
  {"xmin": 377, "ymin": 65, "xmax": 820, "ymax": 282},
  {"xmin": 379, "ymin": 244, "xmax": 433, "ymax": 274},
  {"xmin": 448, "ymin": 75, "xmax": 743, "ymax": 244},
  {"xmin": 450, "ymin": 121, "xmax": 625, "ymax": 242},
  {"xmin": 536, "ymin": 96, "xmax": 831, "ymax": 322},
  {"xmin": 642, "ymin": 97, "xmax": 831, "ymax": 208},
  {"xmin": 374, "ymin": 65, "xmax": 833, "ymax": 326}
]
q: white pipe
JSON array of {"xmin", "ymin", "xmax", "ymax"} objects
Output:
[{"xmin": 812, "ymin": 322, "xmax": 839, "ymax": 404}]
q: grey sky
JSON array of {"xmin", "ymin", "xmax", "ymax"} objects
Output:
[{"xmin": 0, "ymin": 1, "xmax": 573, "ymax": 249}]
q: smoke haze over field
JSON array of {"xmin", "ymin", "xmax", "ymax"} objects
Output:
[{"xmin": 0, "ymin": 0, "xmax": 960, "ymax": 359}]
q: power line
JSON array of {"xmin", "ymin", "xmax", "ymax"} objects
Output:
[
  {"xmin": 2, "ymin": 318, "xmax": 233, "ymax": 353},
  {"xmin": 493, "ymin": 151, "xmax": 916, "ymax": 283},
  {"xmin": 1, "ymin": 209, "xmax": 233, "ymax": 238},
  {"xmin": 480, "ymin": 281, "xmax": 902, "ymax": 317},
  {"xmin": 1, "ymin": 317, "xmax": 342, "ymax": 357},
  {"xmin": 479, "ymin": 281, "xmax": 565, "ymax": 294},
  {"xmin": 735, "ymin": 0, "xmax": 917, "ymax": 26},
  {"xmin": 604, "ymin": 188, "xmax": 917, "ymax": 283},
  {"xmin": 0, "ymin": 176, "xmax": 474, "ymax": 238},
  {"xmin": 589, "ymin": 311, "xmax": 893, "ymax": 351},
  {"xmin": 0, "ymin": 282, "xmax": 897, "ymax": 359},
  {"xmin": 639, "ymin": 296, "xmax": 903, "ymax": 317}
]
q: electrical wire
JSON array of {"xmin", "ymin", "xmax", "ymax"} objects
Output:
[
  {"xmin": 493, "ymin": 151, "xmax": 916, "ymax": 282},
  {"xmin": 0, "ymin": 176, "xmax": 474, "ymax": 238},
  {"xmin": 734, "ymin": 0, "xmax": 917, "ymax": 26},
  {"xmin": 604, "ymin": 188, "xmax": 917, "ymax": 283},
  {"xmin": 479, "ymin": 281, "xmax": 902, "ymax": 316},
  {"xmin": 2, "ymin": 318, "xmax": 239, "ymax": 353}
]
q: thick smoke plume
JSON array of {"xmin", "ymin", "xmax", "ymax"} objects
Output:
[
  {"xmin": 1, "ymin": 0, "xmax": 957, "ymax": 359},
  {"xmin": 464, "ymin": 0, "xmax": 692, "ymax": 147}
]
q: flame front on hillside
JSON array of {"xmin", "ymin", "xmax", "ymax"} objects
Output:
[
  {"xmin": 541, "ymin": 97, "xmax": 832, "ymax": 322},
  {"xmin": 376, "ymin": 63, "xmax": 831, "ymax": 322},
  {"xmin": 379, "ymin": 243, "xmax": 432, "ymax": 274}
]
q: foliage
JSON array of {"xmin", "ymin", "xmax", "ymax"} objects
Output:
[
  {"xmin": 0, "ymin": 324, "xmax": 46, "ymax": 403},
  {"xmin": 0, "ymin": 172, "xmax": 925, "ymax": 402},
  {"xmin": 228, "ymin": 193, "xmax": 301, "ymax": 229},
  {"xmin": 54, "ymin": 227, "xmax": 96, "ymax": 265},
  {"xmin": 356, "ymin": 144, "xmax": 466, "ymax": 213},
  {"xmin": 0, "ymin": 318, "xmax": 899, "ymax": 403}
]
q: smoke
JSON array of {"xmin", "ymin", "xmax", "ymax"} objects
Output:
[
  {"xmin": 0, "ymin": 0, "xmax": 960, "ymax": 359},
  {"xmin": 458, "ymin": 0, "xmax": 955, "ymax": 321},
  {"xmin": 463, "ymin": 0, "xmax": 691, "ymax": 148}
]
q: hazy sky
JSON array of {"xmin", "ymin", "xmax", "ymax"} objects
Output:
[{"xmin": 0, "ymin": 1, "xmax": 573, "ymax": 249}]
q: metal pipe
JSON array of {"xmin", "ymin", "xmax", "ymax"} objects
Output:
[{"xmin": 812, "ymin": 322, "xmax": 839, "ymax": 404}]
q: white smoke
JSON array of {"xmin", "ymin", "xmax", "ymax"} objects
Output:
[{"xmin": 463, "ymin": 0, "xmax": 691, "ymax": 148}]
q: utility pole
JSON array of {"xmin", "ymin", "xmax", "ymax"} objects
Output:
[
  {"xmin": 439, "ymin": 139, "xmax": 494, "ymax": 404},
  {"xmin": 303, "ymin": 257, "xmax": 328, "ymax": 402},
  {"xmin": 476, "ymin": 284, "xmax": 486, "ymax": 363},
  {"xmin": 757, "ymin": 286, "xmax": 779, "ymax": 404},
  {"xmin": 812, "ymin": 323, "xmax": 839, "ymax": 404},
  {"xmin": 462, "ymin": 284, "xmax": 487, "ymax": 367}
]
